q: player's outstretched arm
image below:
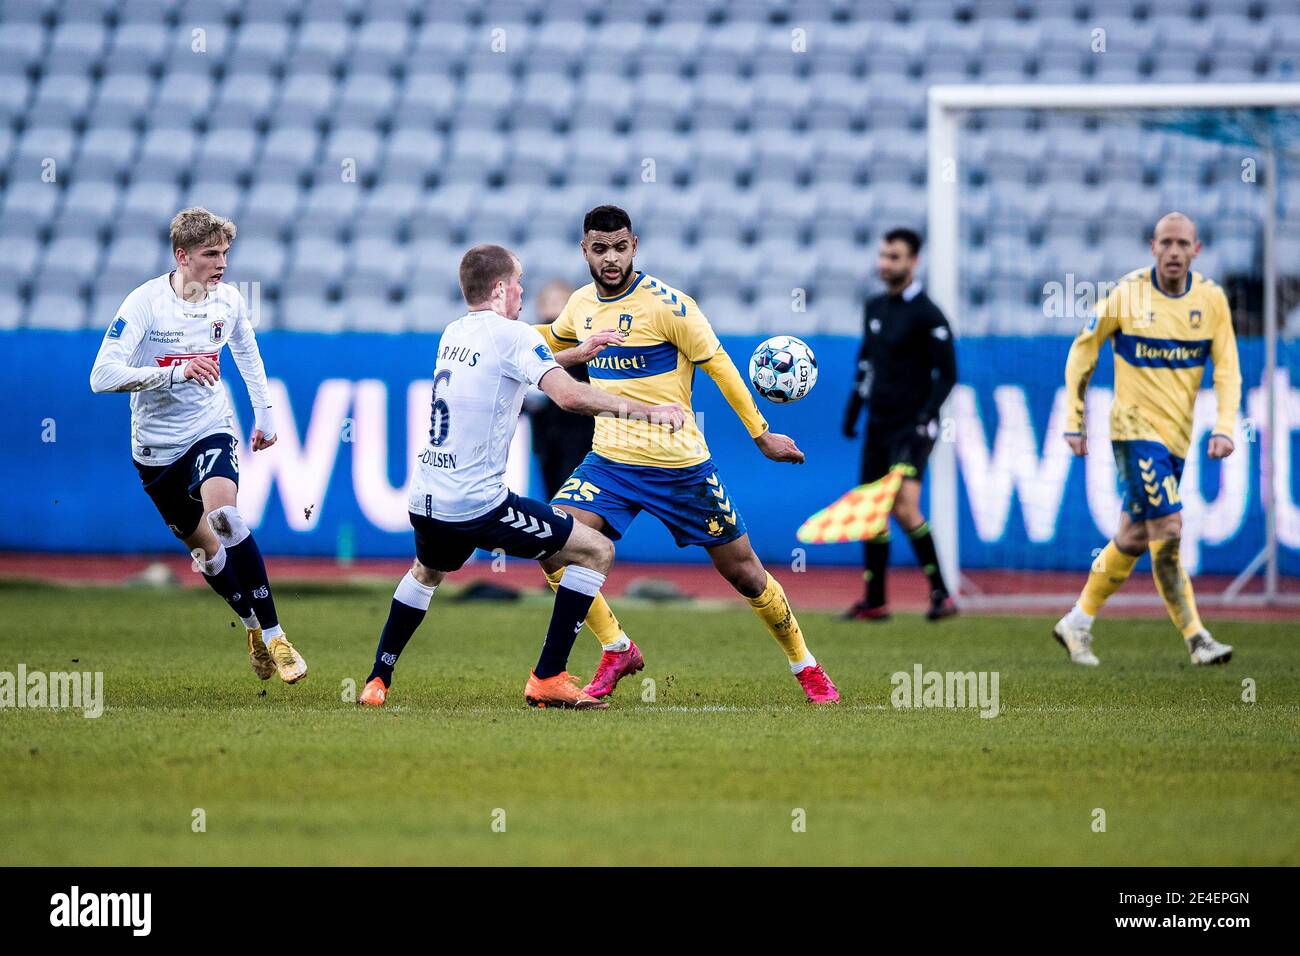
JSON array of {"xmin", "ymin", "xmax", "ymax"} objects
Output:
[
  {"xmin": 697, "ymin": 347, "xmax": 802, "ymax": 463},
  {"xmin": 698, "ymin": 347, "xmax": 768, "ymax": 438},
  {"xmin": 226, "ymin": 296, "xmax": 277, "ymax": 451},
  {"xmin": 538, "ymin": 368, "xmax": 685, "ymax": 433},
  {"xmin": 552, "ymin": 329, "xmax": 625, "ymax": 368}
]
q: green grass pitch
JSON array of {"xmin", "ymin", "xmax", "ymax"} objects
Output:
[{"xmin": 1, "ymin": 580, "xmax": 1296, "ymax": 866}]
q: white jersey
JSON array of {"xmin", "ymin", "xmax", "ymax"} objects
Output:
[
  {"xmin": 89, "ymin": 274, "xmax": 274, "ymax": 466},
  {"xmin": 408, "ymin": 309, "xmax": 561, "ymax": 521}
]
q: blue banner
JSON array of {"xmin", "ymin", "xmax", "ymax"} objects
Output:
[{"xmin": 2, "ymin": 330, "xmax": 1296, "ymax": 575}]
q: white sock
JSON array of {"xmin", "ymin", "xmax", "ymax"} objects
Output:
[
  {"xmin": 602, "ymin": 633, "xmax": 632, "ymax": 653},
  {"xmin": 201, "ymin": 544, "xmax": 227, "ymax": 576},
  {"xmin": 240, "ymin": 612, "xmax": 259, "ymax": 630},
  {"xmin": 394, "ymin": 570, "xmax": 437, "ymax": 610},
  {"xmin": 1065, "ymin": 604, "xmax": 1094, "ymax": 629},
  {"xmin": 790, "ymin": 654, "xmax": 817, "ymax": 674},
  {"xmin": 559, "ymin": 565, "xmax": 607, "ymax": 596},
  {"xmin": 261, "ymin": 624, "xmax": 284, "ymax": 643}
]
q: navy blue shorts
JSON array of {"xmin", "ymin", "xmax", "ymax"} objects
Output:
[
  {"xmin": 410, "ymin": 491, "xmax": 575, "ymax": 572},
  {"xmin": 134, "ymin": 432, "xmax": 240, "ymax": 539},
  {"xmin": 1113, "ymin": 439, "xmax": 1185, "ymax": 521},
  {"xmin": 553, "ymin": 452, "xmax": 747, "ymax": 549}
]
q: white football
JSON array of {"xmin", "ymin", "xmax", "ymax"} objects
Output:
[{"xmin": 748, "ymin": 335, "xmax": 818, "ymax": 404}]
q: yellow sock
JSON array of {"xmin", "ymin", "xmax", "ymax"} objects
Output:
[
  {"xmin": 544, "ymin": 567, "xmax": 626, "ymax": 648},
  {"xmin": 1078, "ymin": 539, "xmax": 1139, "ymax": 616},
  {"xmin": 1149, "ymin": 539, "xmax": 1204, "ymax": 638},
  {"xmin": 747, "ymin": 573, "xmax": 810, "ymax": 665}
]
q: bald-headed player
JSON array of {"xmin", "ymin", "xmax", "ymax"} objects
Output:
[
  {"xmin": 1054, "ymin": 212, "xmax": 1241, "ymax": 667},
  {"xmin": 534, "ymin": 205, "xmax": 840, "ymax": 704}
]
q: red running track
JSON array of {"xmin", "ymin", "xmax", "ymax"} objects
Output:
[{"xmin": 0, "ymin": 552, "xmax": 1295, "ymax": 621}]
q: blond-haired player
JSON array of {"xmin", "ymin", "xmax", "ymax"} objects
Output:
[
  {"xmin": 1055, "ymin": 212, "xmax": 1241, "ymax": 667},
  {"xmin": 90, "ymin": 208, "xmax": 307, "ymax": 684}
]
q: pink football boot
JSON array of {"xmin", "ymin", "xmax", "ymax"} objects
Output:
[
  {"xmin": 581, "ymin": 641, "xmax": 646, "ymax": 699},
  {"xmin": 796, "ymin": 663, "xmax": 840, "ymax": 704}
]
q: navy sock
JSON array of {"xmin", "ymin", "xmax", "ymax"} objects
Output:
[
  {"xmin": 198, "ymin": 546, "xmax": 254, "ymax": 621},
  {"xmin": 224, "ymin": 535, "xmax": 279, "ymax": 630},
  {"xmin": 368, "ymin": 599, "xmax": 428, "ymax": 686},
  {"xmin": 203, "ymin": 567, "xmax": 253, "ymax": 621},
  {"xmin": 367, "ymin": 571, "xmax": 437, "ymax": 687},
  {"xmin": 534, "ymin": 567, "xmax": 605, "ymax": 679}
]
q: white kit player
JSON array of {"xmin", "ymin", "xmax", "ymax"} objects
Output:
[
  {"xmin": 90, "ymin": 207, "xmax": 307, "ymax": 684},
  {"xmin": 356, "ymin": 244, "xmax": 685, "ymax": 710}
]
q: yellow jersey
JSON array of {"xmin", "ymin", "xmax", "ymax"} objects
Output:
[
  {"xmin": 1064, "ymin": 266, "xmax": 1241, "ymax": 458},
  {"xmin": 540, "ymin": 271, "xmax": 756, "ymax": 469}
]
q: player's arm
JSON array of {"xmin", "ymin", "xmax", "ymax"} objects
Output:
[
  {"xmin": 513, "ymin": 323, "xmax": 684, "ymax": 431},
  {"xmin": 698, "ymin": 347, "xmax": 770, "ymax": 439},
  {"xmin": 532, "ymin": 295, "xmax": 587, "ymax": 364},
  {"xmin": 1062, "ymin": 290, "xmax": 1119, "ymax": 456},
  {"xmin": 226, "ymin": 291, "xmax": 276, "ymax": 450},
  {"xmin": 89, "ymin": 295, "xmax": 210, "ymax": 392},
  {"xmin": 1208, "ymin": 288, "xmax": 1242, "ymax": 460},
  {"xmin": 673, "ymin": 296, "xmax": 804, "ymax": 463},
  {"xmin": 539, "ymin": 368, "xmax": 684, "ymax": 432},
  {"xmin": 549, "ymin": 329, "xmax": 625, "ymax": 367},
  {"xmin": 919, "ymin": 304, "xmax": 957, "ymax": 427}
]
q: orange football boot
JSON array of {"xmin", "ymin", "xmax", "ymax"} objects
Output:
[
  {"xmin": 358, "ymin": 677, "xmax": 388, "ymax": 707},
  {"xmin": 524, "ymin": 671, "xmax": 608, "ymax": 709}
]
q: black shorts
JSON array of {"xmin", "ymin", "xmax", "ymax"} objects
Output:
[
  {"xmin": 861, "ymin": 419, "xmax": 937, "ymax": 485},
  {"xmin": 134, "ymin": 433, "xmax": 240, "ymax": 539},
  {"xmin": 410, "ymin": 491, "xmax": 575, "ymax": 573}
]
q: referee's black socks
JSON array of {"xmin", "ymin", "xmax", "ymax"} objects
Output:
[
  {"xmin": 864, "ymin": 534, "xmax": 890, "ymax": 607},
  {"xmin": 906, "ymin": 521, "xmax": 948, "ymax": 597}
]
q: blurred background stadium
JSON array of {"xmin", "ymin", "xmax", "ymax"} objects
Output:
[{"xmin": 1, "ymin": 0, "xmax": 1297, "ymax": 609}]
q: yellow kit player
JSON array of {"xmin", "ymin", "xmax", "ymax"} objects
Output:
[
  {"xmin": 534, "ymin": 205, "xmax": 839, "ymax": 703},
  {"xmin": 1055, "ymin": 212, "xmax": 1241, "ymax": 667}
]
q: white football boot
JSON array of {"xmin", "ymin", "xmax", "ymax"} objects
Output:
[
  {"xmin": 1187, "ymin": 630, "xmax": 1233, "ymax": 666},
  {"xmin": 1053, "ymin": 615, "xmax": 1100, "ymax": 666}
]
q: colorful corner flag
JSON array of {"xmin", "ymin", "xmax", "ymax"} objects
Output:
[{"xmin": 796, "ymin": 468, "xmax": 905, "ymax": 544}]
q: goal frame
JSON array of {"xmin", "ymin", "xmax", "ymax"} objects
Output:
[{"xmin": 925, "ymin": 83, "xmax": 1300, "ymax": 609}]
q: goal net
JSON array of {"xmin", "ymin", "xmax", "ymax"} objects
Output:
[{"xmin": 925, "ymin": 84, "xmax": 1300, "ymax": 610}]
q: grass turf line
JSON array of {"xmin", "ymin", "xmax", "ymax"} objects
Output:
[{"xmin": 1, "ymin": 583, "xmax": 1296, "ymax": 865}]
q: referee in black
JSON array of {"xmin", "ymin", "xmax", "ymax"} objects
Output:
[{"xmin": 842, "ymin": 227, "xmax": 958, "ymax": 622}]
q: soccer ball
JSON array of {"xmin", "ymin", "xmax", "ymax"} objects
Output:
[{"xmin": 748, "ymin": 336, "xmax": 818, "ymax": 404}]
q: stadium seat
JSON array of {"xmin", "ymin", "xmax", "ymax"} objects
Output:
[
  {"xmin": 0, "ymin": 0, "xmax": 1285, "ymax": 339},
  {"xmin": 280, "ymin": 290, "xmax": 345, "ymax": 333},
  {"xmin": 0, "ymin": 235, "xmax": 42, "ymax": 287},
  {"xmin": 230, "ymin": 237, "xmax": 288, "ymax": 289},
  {"xmin": 270, "ymin": 72, "xmax": 338, "ymax": 130},
  {"xmin": 0, "ymin": 290, "xmax": 22, "ymax": 330},
  {"xmin": 0, "ymin": 22, "xmax": 47, "ymax": 72},
  {"xmin": 25, "ymin": 290, "xmax": 87, "ymax": 331},
  {"xmin": 238, "ymin": 179, "xmax": 302, "ymax": 236}
]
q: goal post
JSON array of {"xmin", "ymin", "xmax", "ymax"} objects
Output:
[{"xmin": 925, "ymin": 83, "xmax": 1300, "ymax": 609}]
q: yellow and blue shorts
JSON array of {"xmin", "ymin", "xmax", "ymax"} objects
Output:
[
  {"xmin": 1113, "ymin": 439, "xmax": 1185, "ymax": 521},
  {"xmin": 552, "ymin": 452, "xmax": 748, "ymax": 549}
]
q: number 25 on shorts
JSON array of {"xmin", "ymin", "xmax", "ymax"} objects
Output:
[{"xmin": 555, "ymin": 477, "xmax": 601, "ymax": 503}]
